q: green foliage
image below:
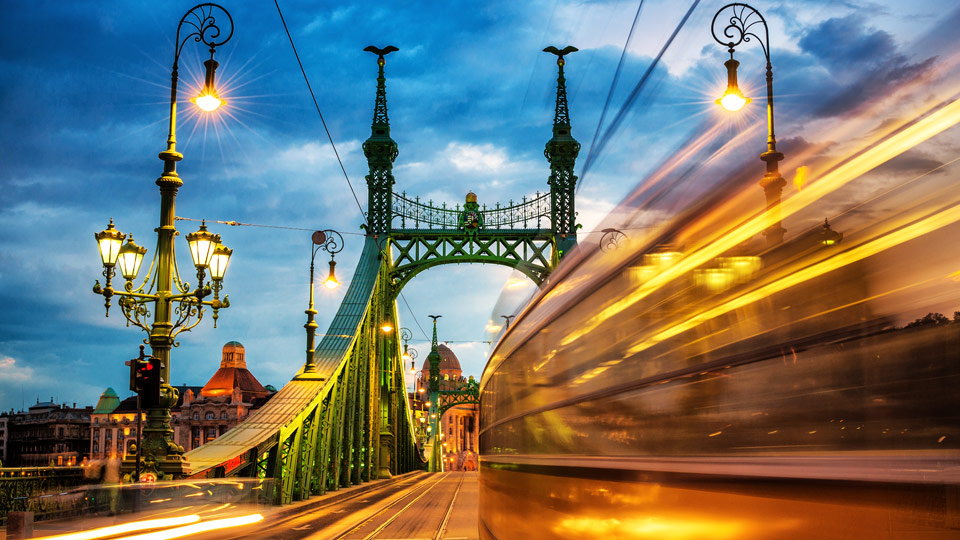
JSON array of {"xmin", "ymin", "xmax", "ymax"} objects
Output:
[{"xmin": 904, "ymin": 312, "xmax": 957, "ymax": 329}]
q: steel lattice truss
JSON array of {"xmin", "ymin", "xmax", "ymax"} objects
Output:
[
  {"xmin": 392, "ymin": 191, "xmax": 552, "ymax": 230},
  {"xmin": 389, "ymin": 230, "xmax": 554, "ymax": 293},
  {"xmin": 171, "ymin": 45, "xmax": 580, "ymax": 505},
  {"xmin": 437, "ymin": 377, "xmax": 481, "ymax": 417},
  {"xmin": 184, "ymin": 238, "xmax": 423, "ymax": 505}
]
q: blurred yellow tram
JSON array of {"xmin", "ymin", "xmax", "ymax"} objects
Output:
[{"xmin": 478, "ymin": 125, "xmax": 960, "ymax": 538}]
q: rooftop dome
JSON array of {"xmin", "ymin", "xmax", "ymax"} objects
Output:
[
  {"xmin": 201, "ymin": 341, "xmax": 267, "ymax": 401},
  {"xmin": 220, "ymin": 341, "xmax": 246, "ymax": 369},
  {"xmin": 422, "ymin": 343, "xmax": 461, "ymax": 373},
  {"xmin": 93, "ymin": 388, "xmax": 121, "ymax": 414}
]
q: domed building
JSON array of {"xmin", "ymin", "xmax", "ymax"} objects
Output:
[
  {"xmin": 412, "ymin": 343, "xmax": 478, "ymax": 472},
  {"xmin": 173, "ymin": 341, "xmax": 274, "ymax": 451}
]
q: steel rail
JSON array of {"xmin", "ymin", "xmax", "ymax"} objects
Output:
[
  {"xmin": 329, "ymin": 473, "xmax": 446, "ymax": 540},
  {"xmin": 433, "ymin": 473, "xmax": 465, "ymax": 540}
]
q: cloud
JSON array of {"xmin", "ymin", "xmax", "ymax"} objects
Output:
[
  {"xmin": 0, "ymin": 355, "xmax": 33, "ymax": 383},
  {"xmin": 797, "ymin": 15, "xmax": 937, "ymax": 119},
  {"xmin": 448, "ymin": 142, "xmax": 508, "ymax": 172},
  {"xmin": 872, "ymin": 149, "xmax": 946, "ymax": 175}
]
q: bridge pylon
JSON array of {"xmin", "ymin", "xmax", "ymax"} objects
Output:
[{"xmin": 181, "ymin": 44, "xmax": 581, "ymax": 506}]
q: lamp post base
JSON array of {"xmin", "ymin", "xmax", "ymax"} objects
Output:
[
  {"xmin": 122, "ymin": 453, "xmax": 191, "ymax": 483},
  {"xmin": 378, "ymin": 432, "xmax": 394, "ymax": 478}
]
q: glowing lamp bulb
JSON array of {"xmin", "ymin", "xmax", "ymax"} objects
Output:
[
  {"xmin": 323, "ymin": 259, "xmax": 340, "ymax": 289},
  {"xmin": 716, "ymin": 57, "xmax": 751, "ymax": 112},
  {"xmin": 194, "ymin": 93, "xmax": 223, "ymax": 112},
  {"xmin": 718, "ymin": 91, "xmax": 749, "ymax": 112}
]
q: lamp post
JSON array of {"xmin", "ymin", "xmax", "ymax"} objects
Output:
[
  {"xmin": 500, "ymin": 314, "xmax": 515, "ymax": 332},
  {"xmin": 400, "ymin": 327, "xmax": 419, "ymax": 373},
  {"xmin": 91, "ymin": 3, "xmax": 234, "ymax": 481},
  {"xmin": 712, "ymin": 3, "xmax": 786, "ymax": 246},
  {"xmin": 302, "ymin": 230, "xmax": 344, "ymax": 376}
]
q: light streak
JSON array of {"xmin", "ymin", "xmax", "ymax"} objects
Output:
[
  {"xmin": 33, "ymin": 515, "xmax": 200, "ymax": 540},
  {"xmin": 560, "ymin": 96, "xmax": 960, "ymax": 349},
  {"xmin": 112, "ymin": 513, "xmax": 263, "ymax": 540},
  {"xmin": 625, "ymin": 202, "xmax": 960, "ymax": 355}
]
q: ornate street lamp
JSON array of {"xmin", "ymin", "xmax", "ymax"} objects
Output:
[
  {"xmin": 91, "ymin": 3, "xmax": 234, "ymax": 481},
  {"xmin": 712, "ymin": 3, "xmax": 786, "ymax": 246},
  {"xmin": 301, "ymin": 229, "xmax": 345, "ymax": 376},
  {"xmin": 820, "ymin": 218, "xmax": 843, "ymax": 246},
  {"xmin": 400, "ymin": 327, "xmax": 419, "ymax": 372}
]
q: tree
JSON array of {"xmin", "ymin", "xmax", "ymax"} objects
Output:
[{"xmin": 904, "ymin": 312, "xmax": 952, "ymax": 329}]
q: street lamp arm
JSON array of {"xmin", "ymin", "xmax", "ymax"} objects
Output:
[
  {"xmin": 712, "ymin": 3, "xmax": 778, "ymax": 155},
  {"xmin": 711, "ymin": 3, "xmax": 770, "ymax": 60},
  {"xmin": 173, "ymin": 3, "xmax": 234, "ymax": 68},
  {"xmin": 163, "ymin": 4, "xmax": 234, "ymax": 164}
]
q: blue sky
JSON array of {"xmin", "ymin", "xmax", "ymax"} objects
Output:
[{"xmin": 1, "ymin": 0, "xmax": 957, "ymax": 412}]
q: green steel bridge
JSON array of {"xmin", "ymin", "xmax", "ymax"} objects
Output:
[{"xmin": 181, "ymin": 45, "xmax": 582, "ymax": 505}]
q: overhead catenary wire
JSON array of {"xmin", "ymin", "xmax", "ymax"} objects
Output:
[
  {"xmin": 175, "ymin": 216, "xmax": 366, "ymax": 235},
  {"xmin": 273, "ymin": 0, "xmax": 366, "ymax": 222},
  {"xmin": 579, "ymin": 0, "xmax": 702, "ymax": 190},
  {"xmin": 176, "ymin": 215, "xmax": 654, "ymax": 236},
  {"xmin": 582, "ymin": 0, "xmax": 645, "ymax": 192}
]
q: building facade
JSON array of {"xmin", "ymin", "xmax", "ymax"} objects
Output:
[
  {"xmin": 2, "ymin": 401, "xmax": 93, "ymax": 467},
  {"xmin": 89, "ymin": 341, "xmax": 274, "ymax": 458},
  {"xmin": 0, "ymin": 415, "xmax": 8, "ymax": 466},
  {"xmin": 412, "ymin": 344, "xmax": 479, "ymax": 472},
  {"xmin": 89, "ymin": 389, "xmax": 146, "ymax": 461},
  {"xmin": 172, "ymin": 341, "xmax": 274, "ymax": 452}
]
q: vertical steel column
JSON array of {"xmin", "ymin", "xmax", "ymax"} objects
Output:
[
  {"xmin": 329, "ymin": 370, "xmax": 347, "ymax": 490},
  {"xmin": 313, "ymin": 392, "xmax": 332, "ymax": 496},
  {"xmin": 341, "ymin": 351, "xmax": 360, "ymax": 486}
]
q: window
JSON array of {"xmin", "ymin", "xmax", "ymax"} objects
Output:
[
  {"xmin": 205, "ymin": 412, "xmax": 215, "ymax": 420},
  {"xmin": 93, "ymin": 440, "xmax": 99, "ymax": 453},
  {"xmin": 220, "ymin": 411, "xmax": 227, "ymax": 419},
  {"xmin": 193, "ymin": 412, "xmax": 199, "ymax": 421},
  {"xmin": 205, "ymin": 427, "xmax": 217, "ymax": 442}
]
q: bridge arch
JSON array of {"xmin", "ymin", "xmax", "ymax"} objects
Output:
[{"xmin": 181, "ymin": 43, "xmax": 582, "ymax": 504}]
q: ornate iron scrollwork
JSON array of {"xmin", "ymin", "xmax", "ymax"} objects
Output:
[
  {"xmin": 392, "ymin": 191, "xmax": 551, "ymax": 230},
  {"xmin": 175, "ymin": 3, "xmax": 234, "ymax": 62},
  {"xmin": 711, "ymin": 3, "xmax": 770, "ymax": 58},
  {"xmin": 599, "ymin": 228, "xmax": 628, "ymax": 252}
]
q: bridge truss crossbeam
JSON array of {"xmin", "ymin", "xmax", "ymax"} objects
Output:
[{"xmin": 389, "ymin": 230, "xmax": 554, "ymax": 292}]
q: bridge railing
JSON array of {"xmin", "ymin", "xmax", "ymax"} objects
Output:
[
  {"xmin": 0, "ymin": 467, "xmax": 85, "ymax": 524},
  {"xmin": 392, "ymin": 191, "xmax": 552, "ymax": 230}
]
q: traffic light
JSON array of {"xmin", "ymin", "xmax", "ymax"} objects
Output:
[
  {"xmin": 126, "ymin": 346, "xmax": 150, "ymax": 393},
  {"xmin": 139, "ymin": 356, "xmax": 163, "ymax": 409},
  {"xmin": 125, "ymin": 345, "xmax": 163, "ymax": 407}
]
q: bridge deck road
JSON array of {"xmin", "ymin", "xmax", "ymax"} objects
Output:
[
  {"xmin": 319, "ymin": 471, "xmax": 478, "ymax": 540},
  {"xmin": 200, "ymin": 472, "xmax": 479, "ymax": 540}
]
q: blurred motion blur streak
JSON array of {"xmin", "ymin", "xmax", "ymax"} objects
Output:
[{"xmin": 559, "ymin": 96, "xmax": 960, "ymax": 350}]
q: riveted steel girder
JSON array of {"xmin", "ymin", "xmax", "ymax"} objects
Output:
[{"xmin": 388, "ymin": 229, "xmax": 554, "ymax": 294}]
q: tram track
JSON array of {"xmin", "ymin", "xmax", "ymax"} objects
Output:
[
  {"xmin": 430, "ymin": 473, "xmax": 465, "ymax": 540},
  {"xmin": 336, "ymin": 473, "xmax": 448, "ymax": 540},
  {"xmin": 202, "ymin": 472, "xmax": 473, "ymax": 540}
]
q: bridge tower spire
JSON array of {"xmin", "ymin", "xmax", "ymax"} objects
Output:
[
  {"xmin": 426, "ymin": 315, "xmax": 442, "ymax": 392},
  {"xmin": 543, "ymin": 46, "xmax": 581, "ymax": 259},
  {"xmin": 426, "ymin": 315, "xmax": 443, "ymax": 471},
  {"xmin": 363, "ymin": 45, "xmax": 400, "ymax": 236}
]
